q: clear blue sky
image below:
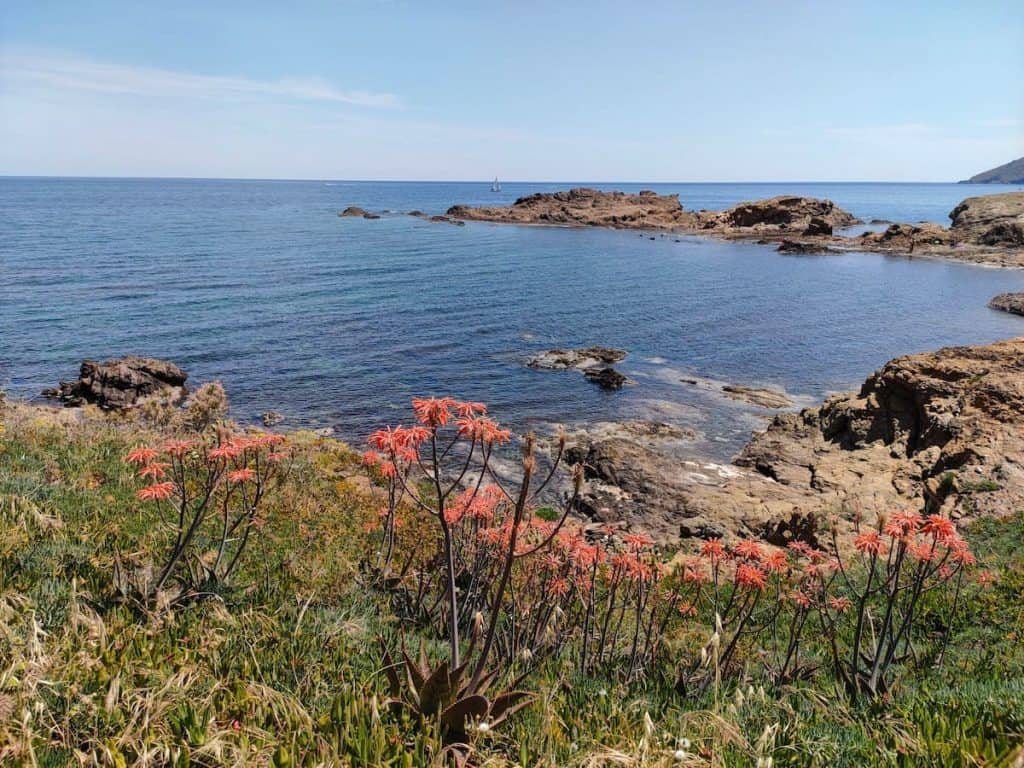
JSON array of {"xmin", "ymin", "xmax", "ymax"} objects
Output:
[{"xmin": 1, "ymin": 1, "xmax": 1021, "ymax": 181}]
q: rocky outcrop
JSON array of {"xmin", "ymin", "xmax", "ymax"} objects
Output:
[
  {"xmin": 721, "ymin": 385, "xmax": 792, "ymax": 409},
  {"xmin": 43, "ymin": 357, "xmax": 188, "ymax": 410},
  {"xmin": 712, "ymin": 196, "xmax": 859, "ymax": 233},
  {"xmin": 528, "ymin": 347, "xmax": 626, "ymax": 370},
  {"xmin": 528, "ymin": 347, "xmax": 629, "ymax": 390},
  {"xmin": 567, "ymin": 339, "xmax": 1024, "ymax": 544},
  {"xmin": 949, "ymin": 192, "xmax": 1024, "ymax": 246},
  {"xmin": 989, "ymin": 293, "xmax": 1024, "ymax": 316},
  {"xmin": 444, "ymin": 189, "xmax": 1024, "ymax": 267},
  {"xmin": 338, "ymin": 206, "xmax": 368, "ymax": 217},
  {"xmin": 449, "ymin": 188, "xmax": 695, "ymax": 230}
]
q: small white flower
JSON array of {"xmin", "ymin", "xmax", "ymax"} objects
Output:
[
  {"xmin": 598, "ymin": 688, "xmax": 607, "ymax": 697},
  {"xmin": 476, "ymin": 721, "xmax": 491, "ymax": 733},
  {"xmin": 677, "ymin": 737, "xmax": 691, "ymax": 749},
  {"xmin": 674, "ymin": 749, "xmax": 689, "ymax": 761}
]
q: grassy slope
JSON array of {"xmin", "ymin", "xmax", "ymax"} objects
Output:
[{"xmin": 1, "ymin": 402, "xmax": 1022, "ymax": 767}]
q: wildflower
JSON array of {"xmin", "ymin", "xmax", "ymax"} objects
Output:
[
  {"xmin": 267, "ymin": 451, "xmax": 286, "ymax": 462},
  {"xmin": 362, "ymin": 450, "xmax": 381, "ymax": 467},
  {"xmin": 163, "ymin": 439, "xmax": 194, "ymax": 457},
  {"xmin": 549, "ymin": 577, "xmax": 570, "ymax": 597},
  {"xmin": 950, "ymin": 540, "xmax": 976, "ymax": 566},
  {"xmin": 762, "ymin": 550, "xmax": 789, "ymax": 573},
  {"xmin": 138, "ymin": 462, "xmax": 168, "ymax": 480},
  {"xmin": 677, "ymin": 737, "xmax": 691, "ymax": 749},
  {"xmin": 454, "ymin": 400, "xmax": 487, "ymax": 417},
  {"xmin": 126, "ymin": 447, "xmax": 159, "ymax": 465},
  {"xmin": 677, "ymin": 601, "xmax": 698, "ymax": 617},
  {"xmin": 736, "ymin": 563, "xmax": 768, "ymax": 591},
  {"xmin": 977, "ymin": 570, "xmax": 995, "ymax": 587},
  {"xmin": 853, "ymin": 530, "xmax": 886, "ymax": 556},
  {"xmin": 674, "ymin": 749, "xmax": 689, "ymax": 761},
  {"xmin": 701, "ymin": 538, "xmax": 727, "ymax": 565},
  {"xmin": 622, "ymin": 532, "xmax": 655, "ymax": 551},
  {"xmin": 228, "ymin": 468, "xmax": 256, "ymax": 483},
  {"xmin": 475, "ymin": 721, "xmax": 491, "ymax": 734},
  {"xmin": 791, "ymin": 591, "xmax": 813, "ymax": 608},
  {"xmin": 921, "ymin": 514, "xmax": 957, "ymax": 543},
  {"xmin": 787, "ymin": 540, "xmax": 813, "ymax": 557},
  {"xmin": 733, "ymin": 539, "xmax": 764, "ymax": 561},
  {"xmin": 412, "ymin": 396, "xmax": 457, "ymax": 428},
  {"xmin": 208, "ymin": 442, "xmax": 243, "ymax": 461},
  {"xmin": 456, "ymin": 415, "xmax": 511, "ymax": 444},
  {"xmin": 828, "ymin": 596, "xmax": 852, "ymax": 613},
  {"xmin": 137, "ymin": 482, "xmax": 175, "ymax": 502}
]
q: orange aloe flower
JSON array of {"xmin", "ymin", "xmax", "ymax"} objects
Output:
[
  {"xmin": 137, "ymin": 482, "xmax": 175, "ymax": 502},
  {"xmin": 126, "ymin": 447, "xmax": 159, "ymax": 465}
]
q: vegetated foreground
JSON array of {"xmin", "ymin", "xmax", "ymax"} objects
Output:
[{"xmin": 2, "ymin": 371, "xmax": 1023, "ymax": 768}]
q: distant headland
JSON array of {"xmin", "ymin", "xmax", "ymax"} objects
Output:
[{"xmin": 960, "ymin": 157, "xmax": 1024, "ymax": 185}]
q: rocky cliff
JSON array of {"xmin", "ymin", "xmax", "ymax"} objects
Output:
[{"xmin": 961, "ymin": 156, "xmax": 1024, "ymax": 185}]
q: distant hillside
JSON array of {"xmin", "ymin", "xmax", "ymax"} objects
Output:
[{"xmin": 961, "ymin": 157, "xmax": 1024, "ymax": 184}]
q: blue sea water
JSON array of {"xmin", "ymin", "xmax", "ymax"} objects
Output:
[{"xmin": 2, "ymin": 177, "xmax": 1023, "ymax": 458}]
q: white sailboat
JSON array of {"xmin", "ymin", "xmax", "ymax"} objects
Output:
[{"xmin": 491, "ymin": 177, "xmax": 501, "ymax": 192}]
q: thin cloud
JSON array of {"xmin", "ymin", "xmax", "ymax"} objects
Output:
[{"xmin": 0, "ymin": 47, "xmax": 399, "ymax": 108}]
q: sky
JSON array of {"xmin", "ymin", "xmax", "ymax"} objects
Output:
[{"xmin": 1, "ymin": 1, "xmax": 1022, "ymax": 181}]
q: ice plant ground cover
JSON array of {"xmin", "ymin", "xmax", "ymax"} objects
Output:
[{"xmin": 0, "ymin": 398, "xmax": 1022, "ymax": 767}]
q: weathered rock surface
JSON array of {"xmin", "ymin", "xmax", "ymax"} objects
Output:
[
  {"xmin": 713, "ymin": 196, "xmax": 859, "ymax": 233},
  {"xmin": 528, "ymin": 347, "xmax": 627, "ymax": 370},
  {"xmin": 43, "ymin": 357, "xmax": 188, "ymax": 410},
  {"xmin": 262, "ymin": 411, "xmax": 285, "ymax": 426},
  {"xmin": 949, "ymin": 192, "xmax": 1024, "ymax": 246},
  {"xmin": 528, "ymin": 347, "xmax": 629, "ymax": 390},
  {"xmin": 445, "ymin": 189, "xmax": 1024, "ymax": 267},
  {"xmin": 429, "ymin": 214, "xmax": 465, "ymax": 226},
  {"xmin": 721, "ymin": 385, "xmax": 793, "ymax": 409},
  {"xmin": 989, "ymin": 293, "xmax": 1024, "ymax": 316},
  {"xmin": 339, "ymin": 206, "xmax": 367, "ymax": 217},
  {"xmin": 567, "ymin": 339, "xmax": 1024, "ymax": 545}
]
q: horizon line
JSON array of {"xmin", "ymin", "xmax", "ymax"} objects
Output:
[{"xmin": 0, "ymin": 174, "xmax": 993, "ymax": 185}]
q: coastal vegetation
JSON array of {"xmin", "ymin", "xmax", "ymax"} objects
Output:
[{"xmin": 2, "ymin": 386, "xmax": 1022, "ymax": 767}]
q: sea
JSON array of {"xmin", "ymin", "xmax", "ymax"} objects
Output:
[{"xmin": 2, "ymin": 178, "xmax": 1023, "ymax": 459}]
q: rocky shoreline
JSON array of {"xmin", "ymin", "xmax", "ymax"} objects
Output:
[
  {"xmin": 33, "ymin": 337, "xmax": 1024, "ymax": 551},
  {"xmin": 441, "ymin": 188, "xmax": 1024, "ymax": 268},
  {"xmin": 565, "ymin": 338, "xmax": 1024, "ymax": 545}
]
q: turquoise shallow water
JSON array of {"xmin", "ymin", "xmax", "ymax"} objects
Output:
[{"xmin": 2, "ymin": 178, "xmax": 1023, "ymax": 457}]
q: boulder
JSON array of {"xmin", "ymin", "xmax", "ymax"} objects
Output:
[
  {"xmin": 528, "ymin": 347, "xmax": 626, "ymax": 370},
  {"xmin": 584, "ymin": 366, "xmax": 628, "ymax": 390},
  {"xmin": 339, "ymin": 206, "xmax": 367, "ymax": 217},
  {"xmin": 988, "ymin": 293, "xmax": 1024, "ymax": 316},
  {"xmin": 949, "ymin": 192, "xmax": 1024, "ymax": 246},
  {"xmin": 43, "ymin": 357, "xmax": 188, "ymax": 410},
  {"xmin": 716, "ymin": 196, "xmax": 859, "ymax": 232}
]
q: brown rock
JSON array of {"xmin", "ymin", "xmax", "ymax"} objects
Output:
[
  {"xmin": 339, "ymin": 206, "xmax": 367, "ymax": 217},
  {"xmin": 721, "ymin": 384, "xmax": 793, "ymax": 409},
  {"xmin": 949, "ymin": 192, "xmax": 1024, "ymax": 246},
  {"xmin": 715, "ymin": 196, "xmax": 859, "ymax": 232},
  {"xmin": 989, "ymin": 293, "xmax": 1024, "ymax": 316},
  {"xmin": 43, "ymin": 357, "xmax": 188, "ymax": 410}
]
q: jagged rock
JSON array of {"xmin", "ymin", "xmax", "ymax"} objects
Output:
[
  {"xmin": 777, "ymin": 239, "xmax": 835, "ymax": 254},
  {"xmin": 949, "ymin": 192, "xmax": 1024, "ymax": 246},
  {"xmin": 584, "ymin": 366, "xmax": 627, "ymax": 390},
  {"xmin": 261, "ymin": 411, "xmax": 285, "ymax": 426},
  {"xmin": 528, "ymin": 347, "xmax": 626, "ymax": 370},
  {"xmin": 565, "ymin": 339, "xmax": 1024, "ymax": 544},
  {"xmin": 715, "ymin": 196, "xmax": 859, "ymax": 232},
  {"xmin": 865, "ymin": 222, "xmax": 952, "ymax": 249},
  {"xmin": 989, "ymin": 293, "xmax": 1024, "ymax": 316},
  {"xmin": 43, "ymin": 357, "xmax": 188, "ymax": 410},
  {"xmin": 339, "ymin": 206, "xmax": 367, "ymax": 217}
]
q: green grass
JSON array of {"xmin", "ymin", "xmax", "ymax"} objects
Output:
[{"xmin": 1, "ymin": 403, "xmax": 1022, "ymax": 767}]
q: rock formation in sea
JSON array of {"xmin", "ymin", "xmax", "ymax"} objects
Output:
[
  {"xmin": 566, "ymin": 338, "xmax": 1024, "ymax": 545},
  {"xmin": 988, "ymin": 293, "xmax": 1024, "ymax": 316},
  {"xmin": 528, "ymin": 347, "xmax": 629, "ymax": 390},
  {"xmin": 43, "ymin": 357, "xmax": 188, "ymax": 410},
  {"xmin": 338, "ymin": 206, "xmax": 368, "ymax": 217},
  {"xmin": 445, "ymin": 188, "xmax": 1024, "ymax": 267}
]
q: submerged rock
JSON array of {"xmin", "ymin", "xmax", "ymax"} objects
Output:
[
  {"xmin": 43, "ymin": 357, "xmax": 188, "ymax": 410},
  {"xmin": 777, "ymin": 239, "xmax": 835, "ymax": 254},
  {"xmin": 261, "ymin": 411, "xmax": 285, "ymax": 426},
  {"xmin": 721, "ymin": 385, "xmax": 793, "ymax": 409}
]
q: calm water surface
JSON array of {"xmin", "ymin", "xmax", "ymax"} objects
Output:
[{"xmin": 2, "ymin": 178, "xmax": 1023, "ymax": 458}]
